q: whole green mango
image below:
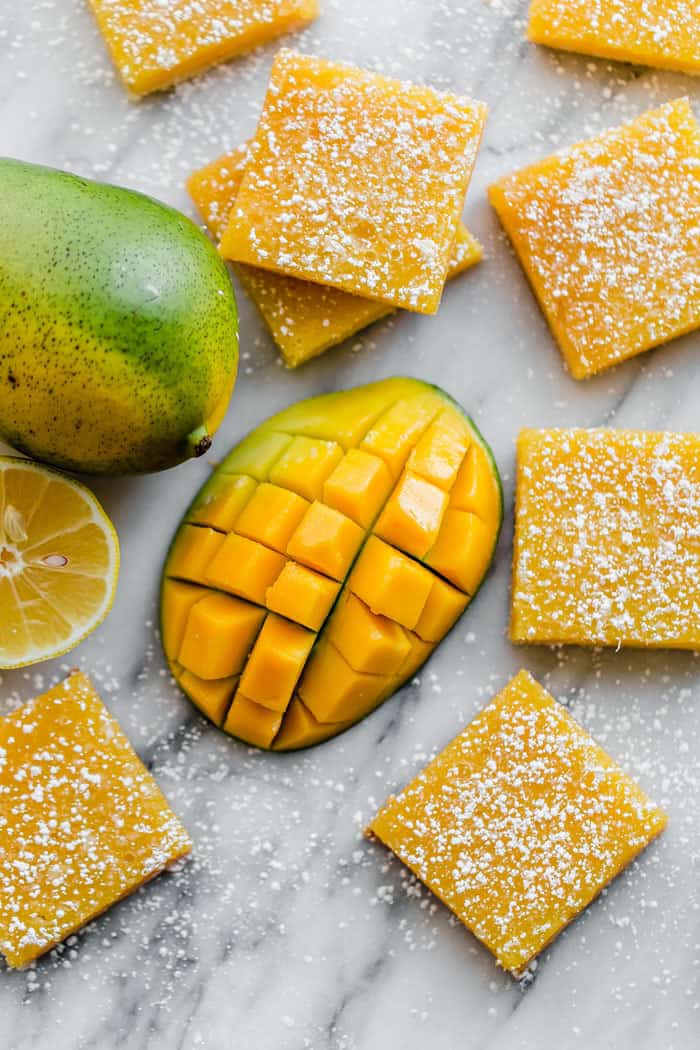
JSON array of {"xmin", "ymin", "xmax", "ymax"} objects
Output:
[{"xmin": 0, "ymin": 159, "xmax": 238, "ymax": 474}]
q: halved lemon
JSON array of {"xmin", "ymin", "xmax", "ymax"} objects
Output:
[{"xmin": 0, "ymin": 457, "xmax": 120, "ymax": 668}]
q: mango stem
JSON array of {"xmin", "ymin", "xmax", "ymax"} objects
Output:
[{"xmin": 187, "ymin": 426, "xmax": 212, "ymax": 458}]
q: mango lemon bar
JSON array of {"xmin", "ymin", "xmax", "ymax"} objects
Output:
[
  {"xmin": 512, "ymin": 429, "xmax": 700, "ymax": 649},
  {"xmin": 188, "ymin": 146, "xmax": 482, "ymax": 368},
  {"xmin": 219, "ymin": 50, "xmax": 487, "ymax": 314},
  {"xmin": 0, "ymin": 672, "xmax": 191, "ymax": 968},
  {"xmin": 489, "ymin": 99, "xmax": 700, "ymax": 379},
  {"xmin": 528, "ymin": 0, "xmax": 700, "ymax": 75},
  {"xmin": 368, "ymin": 670, "xmax": 667, "ymax": 975},
  {"xmin": 161, "ymin": 378, "xmax": 502, "ymax": 749},
  {"xmin": 88, "ymin": 0, "xmax": 319, "ymax": 95}
]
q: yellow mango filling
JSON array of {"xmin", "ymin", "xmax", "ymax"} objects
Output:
[
  {"xmin": 88, "ymin": 0, "xmax": 319, "ymax": 96},
  {"xmin": 489, "ymin": 99, "xmax": 700, "ymax": 379},
  {"xmin": 528, "ymin": 0, "xmax": 700, "ymax": 75},
  {"xmin": 161, "ymin": 379, "xmax": 502, "ymax": 749},
  {"xmin": 0, "ymin": 672, "xmax": 191, "ymax": 969},
  {"xmin": 219, "ymin": 50, "xmax": 487, "ymax": 315},
  {"xmin": 188, "ymin": 144, "xmax": 482, "ymax": 368},
  {"xmin": 512, "ymin": 428, "xmax": 700, "ymax": 650},
  {"xmin": 367, "ymin": 670, "xmax": 667, "ymax": 975}
]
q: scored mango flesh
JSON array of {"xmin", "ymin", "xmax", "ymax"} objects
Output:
[
  {"xmin": 161, "ymin": 378, "xmax": 502, "ymax": 750},
  {"xmin": 187, "ymin": 145, "xmax": 482, "ymax": 368},
  {"xmin": 528, "ymin": 0, "xmax": 700, "ymax": 76},
  {"xmin": 219, "ymin": 49, "xmax": 487, "ymax": 315},
  {"xmin": 0, "ymin": 672, "xmax": 191, "ymax": 969},
  {"xmin": 88, "ymin": 0, "xmax": 319, "ymax": 96},
  {"xmin": 489, "ymin": 99, "xmax": 700, "ymax": 379},
  {"xmin": 367, "ymin": 670, "xmax": 667, "ymax": 974}
]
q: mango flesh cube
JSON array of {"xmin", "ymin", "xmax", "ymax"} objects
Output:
[
  {"xmin": 414, "ymin": 576, "xmax": 469, "ymax": 643},
  {"xmin": 206, "ymin": 532, "xmax": 286, "ymax": 605},
  {"xmin": 375, "ymin": 471, "xmax": 449, "ymax": 559},
  {"xmin": 220, "ymin": 49, "xmax": 487, "ymax": 314},
  {"xmin": 512, "ymin": 428, "xmax": 700, "ymax": 649},
  {"xmin": 0, "ymin": 672, "xmax": 191, "ymax": 969},
  {"xmin": 528, "ymin": 0, "xmax": 700, "ymax": 75},
  {"xmin": 408, "ymin": 409, "xmax": 472, "ymax": 491},
  {"xmin": 239, "ymin": 614, "xmax": 315, "ymax": 711},
  {"xmin": 179, "ymin": 592, "xmax": 265, "ymax": 679},
  {"xmin": 349, "ymin": 537, "xmax": 434, "ymax": 630},
  {"xmin": 187, "ymin": 474, "xmax": 256, "ymax": 532},
  {"xmin": 88, "ymin": 0, "xmax": 319, "ymax": 96},
  {"xmin": 224, "ymin": 692, "xmax": 283, "ymax": 749},
  {"xmin": 327, "ymin": 592, "xmax": 411, "ymax": 675},
  {"xmin": 167, "ymin": 524, "xmax": 225, "ymax": 584},
  {"xmin": 269, "ymin": 436, "xmax": 344, "ymax": 501},
  {"xmin": 162, "ymin": 379, "xmax": 502, "ymax": 749},
  {"xmin": 426, "ymin": 509, "xmax": 496, "ymax": 595},
  {"xmin": 188, "ymin": 144, "xmax": 482, "ymax": 368},
  {"xmin": 273, "ymin": 696, "xmax": 352, "ymax": 751},
  {"xmin": 367, "ymin": 670, "xmax": 667, "ymax": 975},
  {"xmin": 265, "ymin": 561, "xmax": 340, "ymax": 630},
  {"xmin": 322, "ymin": 450, "xmax": 394, "ymax": 529},
  {"xmin": 287, "ymin": 501, "xmax": 364, "ymax": 580},
  {"xmin": 489, "ymin": 99, "xmax": 700, "ymax": 379},
  {"xmin": 360, "ymin": 395, "xmax": 442, "ymax": 477},
  {"xmin": 450, "ymin": 442, "xmax": 501, "ymax": 527},
  {"xmin": 178, "ymin": 669, "xmax": 237, "ymax": 726},
  {"xmin": 298, "ymin": 639, "xmax": 388, "ymax": 724},
  {"xmin": 161, "ymin": 580, "xmax": 209, "ymax": 660},
  {"xmin": 235, "ymin": 482, "xmax": 310, "ymax": 552}
]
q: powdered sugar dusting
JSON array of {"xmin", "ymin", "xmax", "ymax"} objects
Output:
[
  {"xmin": 529, "ymin": 0, "xmax": 700, "ymax": 75},
  {"xmin": 512, "ymin": 428, "xmax": 700, "ymax": 648},
  {"xmin": 88, "ymin": 0, "xmax": 319, "ymax": 94},
  {"xmin": 0, "ymin": 671, "xmax": 191, "ymax": 969},
  {"xmin": 221, "ymin": 48, "xmax": 487, "ymax": 314},
  {"xmin": 490, "ymin": 99, "xmax": 700, "ymax": 379},
  {"xmin": 368, "ymin": 670, "xmax": 666, "ymax": 973}
]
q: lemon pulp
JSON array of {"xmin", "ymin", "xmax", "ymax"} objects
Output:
[{"xmin": 0, "ymin": 457, "xmax": 120, "ymax": 668}]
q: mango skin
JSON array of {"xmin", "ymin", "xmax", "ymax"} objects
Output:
[{"xmin": 0, "ymin": 159, "xmax": 238, "ymax": 474}]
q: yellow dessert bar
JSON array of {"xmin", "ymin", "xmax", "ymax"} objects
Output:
[
  {"xmin": 219, "ymin": 50, "xmax": 487, "ymax": 314},
  {"xmin": 0, "ymin": 672, "xmax": 191, "ymax": 968},
  {"xmin": 489, "ymin": 99, "xmax": 700, "ymax": 379},
  {"xmin": 187, "ymin": 145, "xmax": 482, "ymax": 368},
  {"xmin": 368, "ymin": 670, "xmax": 667, "ymax": 974},
  {"xmin": 512, "ymin": 428, "xmax": 700, "ymax": 649},
  {"xmin": 528, "ymin": 0, "xmax": 700, "ymax": 75},
  {"xmin": 88, "ymin": 0, "xmax": 319, "ymax": 96}
]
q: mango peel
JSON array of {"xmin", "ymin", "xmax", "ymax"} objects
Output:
[{"xmin": 161, "ymin": 378, "xmax": 502, "ymax": 750}]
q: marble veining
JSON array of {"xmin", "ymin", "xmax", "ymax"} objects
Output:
[{"xmin": 0, "ymin": 1, "xmax": 699, "ymax": 1048}]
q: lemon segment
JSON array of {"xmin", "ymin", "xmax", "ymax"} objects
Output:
[{"xmin": 0, "ymin": 458, "xmax": 119, "ymax": 668}]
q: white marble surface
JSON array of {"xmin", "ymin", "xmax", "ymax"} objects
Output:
[{"xmin": 1, "ymin": 2, "xmax": 699, "ymax": 1048}]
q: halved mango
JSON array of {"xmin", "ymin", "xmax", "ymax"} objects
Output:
[{"xmin": 161, "ymin": 378, "xmax": 502, "ymax": 749}]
